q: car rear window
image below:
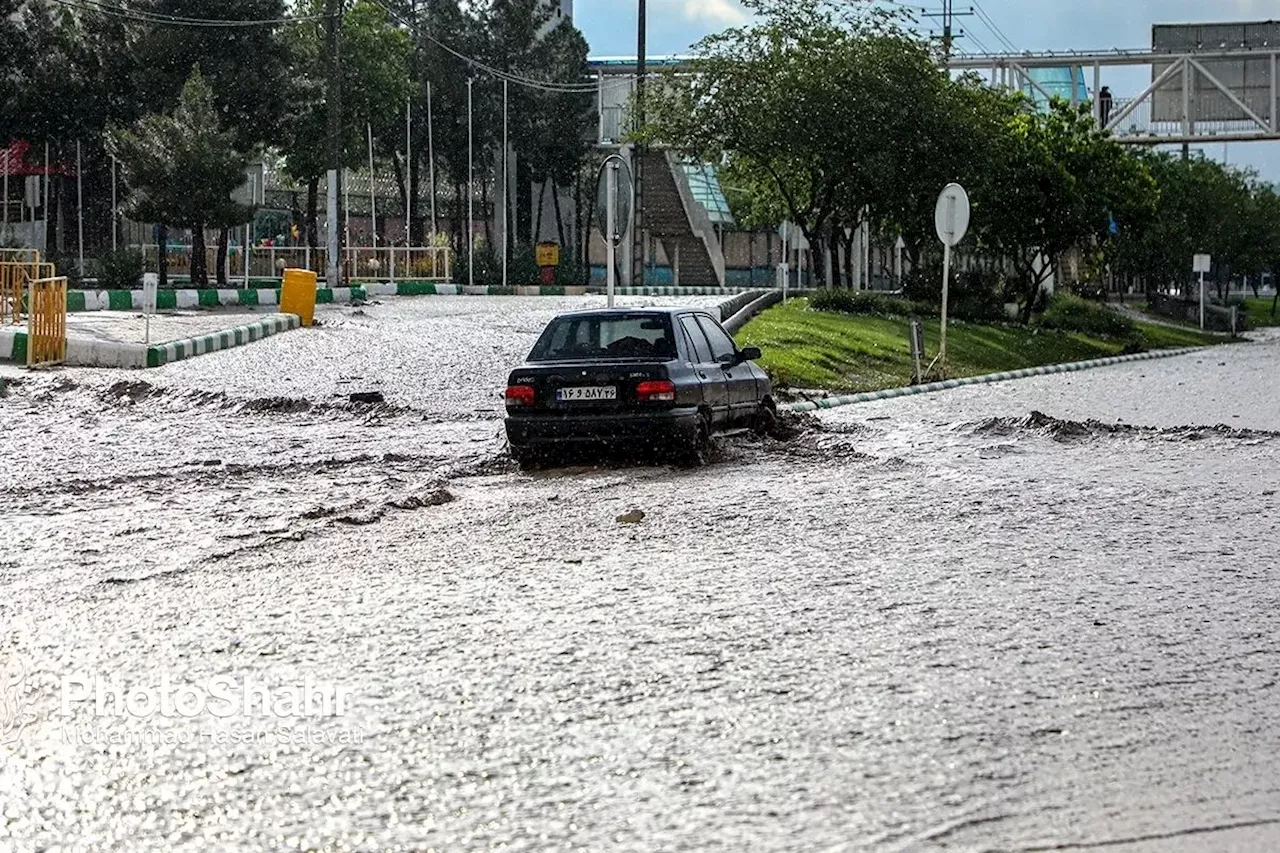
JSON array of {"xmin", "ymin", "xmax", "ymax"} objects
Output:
[{"xmin": 528, "ymin": 313, "xmax": 677, "ymax": 361}]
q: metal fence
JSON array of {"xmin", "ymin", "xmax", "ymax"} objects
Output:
[
  {"xmin": 132, "ymin": 245, "xmax": 452, "ymax": 283},
  {"xmin": 1110, "ymin": 95, "xmax": 1266, "ymax": 139}
]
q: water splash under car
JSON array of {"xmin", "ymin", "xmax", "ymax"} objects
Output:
[{"xmin": 504, "ymin": 307, "xmax": 777, "ymax": 466}]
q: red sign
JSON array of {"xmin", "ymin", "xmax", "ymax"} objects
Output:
[{"xmin": 1, "ymin": 140, "xmax": 77, "ymax": 178}]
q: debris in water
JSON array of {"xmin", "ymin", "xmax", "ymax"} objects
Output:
[
  {"xmin": 349, "ymin": 391, "xmax": 385, "ymax": 405},
  {"xmin": 388, "ymin": 488, "xmax": 456, "ymax": 510},
  {"xmin": 616, "ymin": 509, "xmax": 645, "ymax": 524}
]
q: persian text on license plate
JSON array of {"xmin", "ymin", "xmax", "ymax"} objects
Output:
[{"xmin": 556, "ymin": 386, "xmax": 617, "ymax": 402}]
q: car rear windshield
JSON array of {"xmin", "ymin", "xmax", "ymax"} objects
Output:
[{"xmin": 528, "ymin": 313, "xmax": 677, "ymax": 361}]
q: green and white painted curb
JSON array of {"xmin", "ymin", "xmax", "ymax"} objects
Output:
[
  {"xmin": 0, "ymin": 327, "xmax": 28, "ymax": 363},
  {"xmin": 785, "ymin": 347, "xmax": 1205, "ymax": 413},
  {"xmin": 0, "ymin": 314, "xmax": 300, "ymax": 368},
  {"xmin": 143, "ymin": 314, "xmax": 300, "ymax": 368},
  {"xmin": 61, "ymin": 282, "xmax": 767, "ymax": 312}
]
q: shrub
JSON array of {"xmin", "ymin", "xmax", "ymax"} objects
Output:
[
  {"xmin": 1038, "ymin": 292, "xmax": 1135, "ymax": 339},
  {"xmin": 809, "ymin": 288, "xmax": 933, "ymax": 318},
  {"xmin": 96, "ymin": 249, "xmax": 145, "ymax": 290},
  {"xmin": 903, "ymin": 266, "xmax": 1008, "ymax": 322}
]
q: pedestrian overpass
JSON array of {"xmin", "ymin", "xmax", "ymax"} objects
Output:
[
  {"xmin": 589, "ymin": 40, "xmax": 1280, "ymax": 147},
  {"xmin": 950, "ymin": 46, "xmax": 1280, "ymax": 146}
]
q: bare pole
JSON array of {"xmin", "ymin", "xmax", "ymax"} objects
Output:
[
  {"xmin": 632, "ymin": 0, "xmax": 646, "ymax": 287},
  {"xmin": 324, "ymin": 0, "xmax": 344, "ymax": 286},
  {"xmin": 111, "ymin": 154, "xmax": 118, "ymax": 251},
  {"xmin": 367, "ymin": 122, "xmax": 377, "ymax": 252},
  {"xmin": 502, "ymin": 78, "xmax": 508, "ymax": 290},
  {"xmin": 76, "ymin": 139, "xmax": 84, "ymax": 276},
  {"xmin": 427, "ymin": 81, "xmax": 437, "ymax": 239},
  {"xmin": 405, "ymin": 96, "xmax": 412, "ymax": 245},
  {"xmin": 467, "ymin": 75, "xmax": 474, "ymax": 288}
]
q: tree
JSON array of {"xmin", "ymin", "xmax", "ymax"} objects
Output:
[
  {"xmin": 647, "ymin": 0, "xmax": 923, "ymax": 285},
  {"xmin": 108, "ymin": 68, "xmax": 252, "ymax": 287},
  {"xmin": 282, "ymin": 0, "xmax": 413, "ymax": 254},
  {"xmin": 978, "ymin": 101, "xmax": 1155, "ymax": 320}
]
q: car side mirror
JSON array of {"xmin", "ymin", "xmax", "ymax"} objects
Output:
[{"xmin": 739, "ymin": 346, "xmax": 762, "ymax": 361}]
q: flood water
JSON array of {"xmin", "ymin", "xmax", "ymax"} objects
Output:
[{"xmin": 1, "ymin": 299, "xmax": 1278, "ymax": 852}]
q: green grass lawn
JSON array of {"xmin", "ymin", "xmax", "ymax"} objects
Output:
[
  {"xmin": 1244, "ymin": 297, "xmax": 1280, "ymax": 328},
  {"xmin": 735, "ymin": 299, "xmax": 1223, "ymax": 394}
]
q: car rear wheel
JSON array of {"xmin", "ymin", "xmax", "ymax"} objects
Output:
[
  {"xmin": 753, "ymin": 398, "xmax": 778, "ymax": 436},
  {"xmin": 510, "ymin": 445, "xmax": 540, "ymax": 470},
  {"xmin": 679, "ymin": 414, "xmax": 712, "ymax": 467}
]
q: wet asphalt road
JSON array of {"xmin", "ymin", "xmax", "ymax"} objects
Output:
[{"xmin": 1, "ymin": 298, "xmax": 1279, "ymax": 852}]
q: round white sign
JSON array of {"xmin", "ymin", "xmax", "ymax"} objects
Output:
[{"xmin": 935, "ymin": 183, "xmax": 971, "ymax": 248}]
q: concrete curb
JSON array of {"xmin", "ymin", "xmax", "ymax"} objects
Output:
[
  {"xmin": 62, "ymin": 282, "xmax": 764, "ymax": 312},
  {"xmin": 784, "ymin": 347, "xmax": 1205, "ymax": 413},
  {"xmin": 0, "ymin": 327, "xmax": 27, "ymax": 363},
  {"xmin": 143, "ymin": 313, "xmax": 300, "ymax": 368},
  {"xmin": 0, "ymin": 314, "xmax": 300, "ymax": 368}
]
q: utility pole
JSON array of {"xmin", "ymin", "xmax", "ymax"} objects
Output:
[
  {"xmin": 919, "ymin": 1, "xmax": 972, "ymax": 63},
  {"xmin": 631, "ymin": 0, "xmax": 646, "ymax": 288},
  {"xmin": 942, "ymin": 0, "xmax": 953, "ymax": 60},
  {"xmin": 325, "ymin": 0, "xmax": 343, "ymax": 286}
]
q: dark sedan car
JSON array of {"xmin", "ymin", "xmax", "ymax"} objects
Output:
[{"xmin": 504, "ymin": 307, "xmax": 776, "ymax": 465}]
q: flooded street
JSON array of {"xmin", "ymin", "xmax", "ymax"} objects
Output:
[{"xmin": 2, "ymin": 298, "xmax": 1279, "ymax": 852}]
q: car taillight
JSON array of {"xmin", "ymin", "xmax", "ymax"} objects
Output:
[
  {"xmin": 504, "ymin": 385, "xmax": 535, "ymax": 407},
  {"xmin": 636, "ymin": 380, "xmax": 676, "ymax": 402}
]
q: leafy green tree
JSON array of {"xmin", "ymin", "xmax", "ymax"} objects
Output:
[
  {"xmin": 978, "ymin": 101, "xmax": 1155, "ymax": 320},
  {"xmin": 283, "ymin": 0, "xmax": 414, "ymax": 251},
  {"xmin": 647, "ymin": 0, "xmax": 921, "ymax": 285},
  {"xmin": 108, "ymin": 68, "xmax": 252, "ymax": 287}
]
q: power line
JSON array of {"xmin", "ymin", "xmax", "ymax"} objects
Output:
[
  {"xmin": 46, "ymin": 0, "xmax": 332, "ymax": 27},
  {"xmin": 369, "ymin": 0, "xmax": 611, "ymax": 93},
  {"xmin": 969, "ymin": 1, "xmax": 1017, "ymax": 53}
]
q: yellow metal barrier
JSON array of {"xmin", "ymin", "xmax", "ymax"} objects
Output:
[
  {"xmin": 280, "ymin": 267, "xmax": 318, "ymax": 327},
  {"xmin": 0, "ymin": 248, "xmax": 41, "ymax": 264},
  {"xmin": 27, "ymin": 276, "xmax": 67, "ymax": 367},
  {"xmin": 0, "ymin": 261, "xmax": 53, "ymax": 324}
]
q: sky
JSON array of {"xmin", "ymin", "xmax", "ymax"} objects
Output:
[{"xmin": 574, "ymin": 0, "xmax": 1280, "ymax": 178}]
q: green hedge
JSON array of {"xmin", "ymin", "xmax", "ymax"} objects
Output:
[{"xmin": 1038, "ymin": 293, "xmax": 1135, "ymax": 339}]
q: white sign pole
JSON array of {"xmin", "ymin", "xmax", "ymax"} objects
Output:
[
  {"xmin": 1193, "ymin": 254, "xmax": 1212, "ymax": 330},
  {"xmin": 941, "ymin": 239, "xmax": 952, "ymax": 364},
  {"xmin": 933, "ymin": 183, "xmax": 971, "ymax": 377},
  {"xmin": 142, "ymin": 272, "xmax": 157, "ymax": 346},
  {"xmin": 605, "ymin": 161, "xmax": 617, "ymax": 308}
]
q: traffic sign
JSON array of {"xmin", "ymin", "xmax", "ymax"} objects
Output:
[
  {"xmin": 935, "ymin": 183, "xmax": 971, "ymax": 247},
  {"xmin": 1193, "ymin": 254, "xmax": 1211, "ymax": 273},
  {"xmin": 594, "ymin": 155, "xmax": 632, "ymax": 247}
]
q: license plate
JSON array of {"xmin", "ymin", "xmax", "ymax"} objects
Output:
[{"xmin": 556, "ymin": 386, "xmax": 617, "ymax": 402}]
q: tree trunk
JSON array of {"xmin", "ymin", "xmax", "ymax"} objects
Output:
[
  {"xmin": 842, "ymin": 229, "xmax": 855, "ymax": 289},
  {"xmin": 574, "ymin": 170, "xmax": 584, "ymax": 281},
  {"xmin": 392, "ymin": 151, "xmax": 408, "ymax": 244},
  {"xmin": 158, "ymin": 224, "xmax": 168, "ymax": 289},
  {"xmin": 798, "ymin": 224, "xmax": 824, "ymax": 287},
  {"xmin": 216, "ymin": 228, "xmax": 229, "ymax": 286},
  {"xmin": 481, "ymin": 174, "xmax": 493, "ymax": 251},
  {"xmin": 533, "ymin": 177, "xmax": 547, "ymax": 244},
  {"xmin": 408, "ymin": 145, "xmax": 420, "ymax": 245},
  {"xmin": 306, "ymin": 176, "xmax": 319, "ymax": 254},
  {"xmin": 191, "ymin": 225, "xmax": 208, "ymax": 288},
  {"xmin": 552, "ymin": 181, "xmax": 566, "ymax": 249},
  {"xmin": 453, "ymin": 180, "xmax": 463, "ymax": 253}
]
